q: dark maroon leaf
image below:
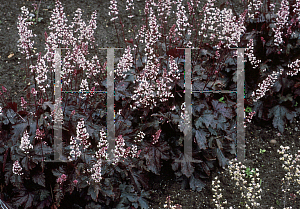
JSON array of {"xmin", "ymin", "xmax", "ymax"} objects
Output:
[
  {"xmin": 143, "ymin": 141, "xmax": 170, "ymax": 175},
  {"xmin": 166, "ymin": 47, "xmax": 184, "ymax": 58},
  {"xmin": 129, "ymin": 168, "xmax": 149, "ymax": 192},
  {"xmin": 195, "ymin": 129, "xmax": 209, "ymax": 150},
  {"xmin": 215, "ymin": 148, "xmax": 228, "ymax": 169},
  {"xmin": 10, "ymin": 122, "xmax": 27, "ymax": 146},
  {"xmin": 88, "ymin": 184, "xmax": 100, "ymax": 202},
  {"xmin": 216, "ymin": 115, "xmax": 229, "ymax": 131},
  {"xmin": 12, "ymin": 190, "xmax": 34, "ymax": 209},
  {"xmin": 34, "ymin": 141, "xmax": 53, "ymax": 156},
  {"xmin": 32, "ymin": 171, "xmax": 46, "ymax": 187},
  {"xmin": 4, "ymin": 163, "xmax": 13, "ymax": 186},
  {"xmin": 201, "ymin": 162, "xmax": 211, "ymax": 176},
  {"xmin": 18, "ymin": 110, "xmax": 28, "ymax": 117},
  {"xmin": 189, "ymin": 174, "xmax": 206, "ymax": 192},
  {"xmin": 52, "ymin": 166, "xmax": 66, "ymax": 177},
  {"xmin": 178, "ymin": 153, "xmax": 195, "ymax": 178},
  {"xmin": 36, "ymin": 195, "xmax": 52, "ymax": 209},
  {"xmin": 267, "ymin": 105, "xmax": 297, "ymax": 133},
  {"xmin": 54, "ymin": 184, "xmax": 64, "ymax": 207},
  {"xmin": 137, "ymin": 193, "xmax": 150, "ymax": 209},
  {"xmin": 5, "ymin": 102, "xmax": 17, "ymax": 112},
  {"xmin": 211, "ymin": 99, "xmax": 234, "ymax": 119},
  {"xmin": 195, "ymin": 109, "xmax": 217, "ymax": 129}
]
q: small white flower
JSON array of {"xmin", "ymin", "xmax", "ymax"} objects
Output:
[
  {"xmin": 20, "ymin": 130, "xmax": 33, "ymax": 154},
  {"xmin": 13, "ymin": 160, "xmax": 23, "ymax": 175}
]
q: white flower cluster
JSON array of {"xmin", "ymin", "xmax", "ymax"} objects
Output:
[
  {"xmin": 155, "ymin": 64, "xmax": 177, "ymax": 103},
  {"xmin": 177, "ymin": 102, "xmax": 191, "ymax": 134},
  {"xmin": 277, "ymin": 146, "xmax": 300, "ymax": 196},
  {"xmin": 125, "ymin": 0, "xmax": 134, "ymax": 18},
  {"xmin": 199, "ymin": 0, "xmax": 219, "ymax": 42},
  {"xmin": 134, "ymin": 131, "xmax": 145, "ymax": 143},
  {"xmin": 131, "ymin": 3, "xmax": 183, "ymax": 109},
  {"xmin": 48, "ymin": 0, "xmax": 71, "ymax": 47},
  {"xmin": 12, "ymin": 160, "xmax": 24, "ymax": 176},
  {"xmin": 287, "ymin": 59, "xmax": 300, "ymax": 76},
  {"xmin": 225, "ymin": 159, "xmax": 262, "ymax": 209},
  {"xmin": 108, "ymin": 0, "xmax": 119, "ymax": 22},
  {"xmin": 115, "ymin": 46, "xmax": 133, "ymax": 79},
  {"xmin": 247, "ymin": 0, "xmax": 263, "ymax": 19},
  {"xmin": 20, "ymin": 0, "xmax": 99, "ymax": 94},
  {"xmin": 131, "ymin": 3, "xmax": 166, "ymax": 110},
  {"xmin": 174, "ymin": 0, "xmax": 191, "ymax": 39},
  {"xmin": 68, "ymin": 119, "xmax": 91, "ymax": 161},
  {"xmin": 87, "ymin": 128, "xmax": 108, "ymax": 183},
  {"xmin": 17, "ymin": 6, "xmax": 37, "ymax": 60},
  {"xmin": 156, "ymin": 0, "xmax": 173, "ymax": 24},
  {"xmin": 273, "ymin": 0, "xmax": 290, "ymax": 46},
  {"xmin": 245, "ymin": 39, "xmax": 262, "ymax": 69},
  {"xmin": 251, "ymin": 68, "xmax": 284, "ymax": 102},
  {"xmin": 89, "ymin": 159, "xmax": 102, "ymax": 183},
  {"xmin": 199, "ymin": 0, "xmax": 246, "ymax": 48},
  {"xmin": 212, "ymin": 176, "xmax": 227, "ymax": 208},
  {"xmin": 76, "ymin": 119, "xmax": 90, "ymax": 148},
  {"xmin": 79, "ymin": 79, "xmax": 89, "ymax": 99},
  {"xmin": 29, "ymin": 55, "xmax": 49, "ymax": 93},
  {"xmin": 293, "ymin": 0, "xmax": 300, "ymax": 22},
  {"xmin": 95, "ymin": 128, "xmax": 109, "ymax": 160},
  {"xmin": 113, "ymin": 135, "xmax": 130, "ymax": 165},
  {"xmin": 20, "ymin": 130, "xmax": 33, "ymax": 154}
]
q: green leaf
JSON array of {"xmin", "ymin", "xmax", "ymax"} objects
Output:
[
  {"xmin": 245, "ymin": 106, "xmax": 252, "ymax": 113},
  {"xmin": 218, "ymin": 97, "xmax": 225, "ymax": 103}
]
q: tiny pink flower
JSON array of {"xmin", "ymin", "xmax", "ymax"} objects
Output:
[
  {"xmin": 152, "ymin": 129, "xmax": 162, "ymax": 145},
  {"xmin": 56, "ymin": 177, "xmax": 63, "ymax": 184},
  {"xmin": 137, "ymin": 149, "xmax": 142, "ymax": 158},
  {"xmin": 31, "ymin": 88, "xmax": 37, "ymax": 96},
  {"xmin": 2, "ymin": 86, "xmax": 7, "ymax": 92},
  {"xmin": 73, "ymin": 179, "xmax": 78, "ymax": 184},
  {"xmin": 61, "ymin": 174, "xmax": 67, "ymax": 181},
  {"xmin": 35, "ymin": 129, "xmax": 45, "ymax": 140},
  {"xmin": 21, "ymin": 97, "xmax": 27, "ymax": 109}
]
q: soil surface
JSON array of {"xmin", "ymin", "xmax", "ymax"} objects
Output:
[
  {"xmin": 148, "ymin": 118, "xmax": 300, "ymax": 209},
  {"xmin": 1, "ymin": 0, "xmax": 300, "ymax": 209}
]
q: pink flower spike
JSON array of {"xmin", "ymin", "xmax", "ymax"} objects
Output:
[
  {"xmin": 21, "ymin": 97, "xmax": 27, "ymax": 108},
  {"xmin": 2, "ymin": 86, "xmax": 7, "ymax": 92}
]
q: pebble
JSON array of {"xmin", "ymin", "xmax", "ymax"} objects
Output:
[{"xmin": 270, "ymin": 139, "xmax": 276, "ymax": 144}]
